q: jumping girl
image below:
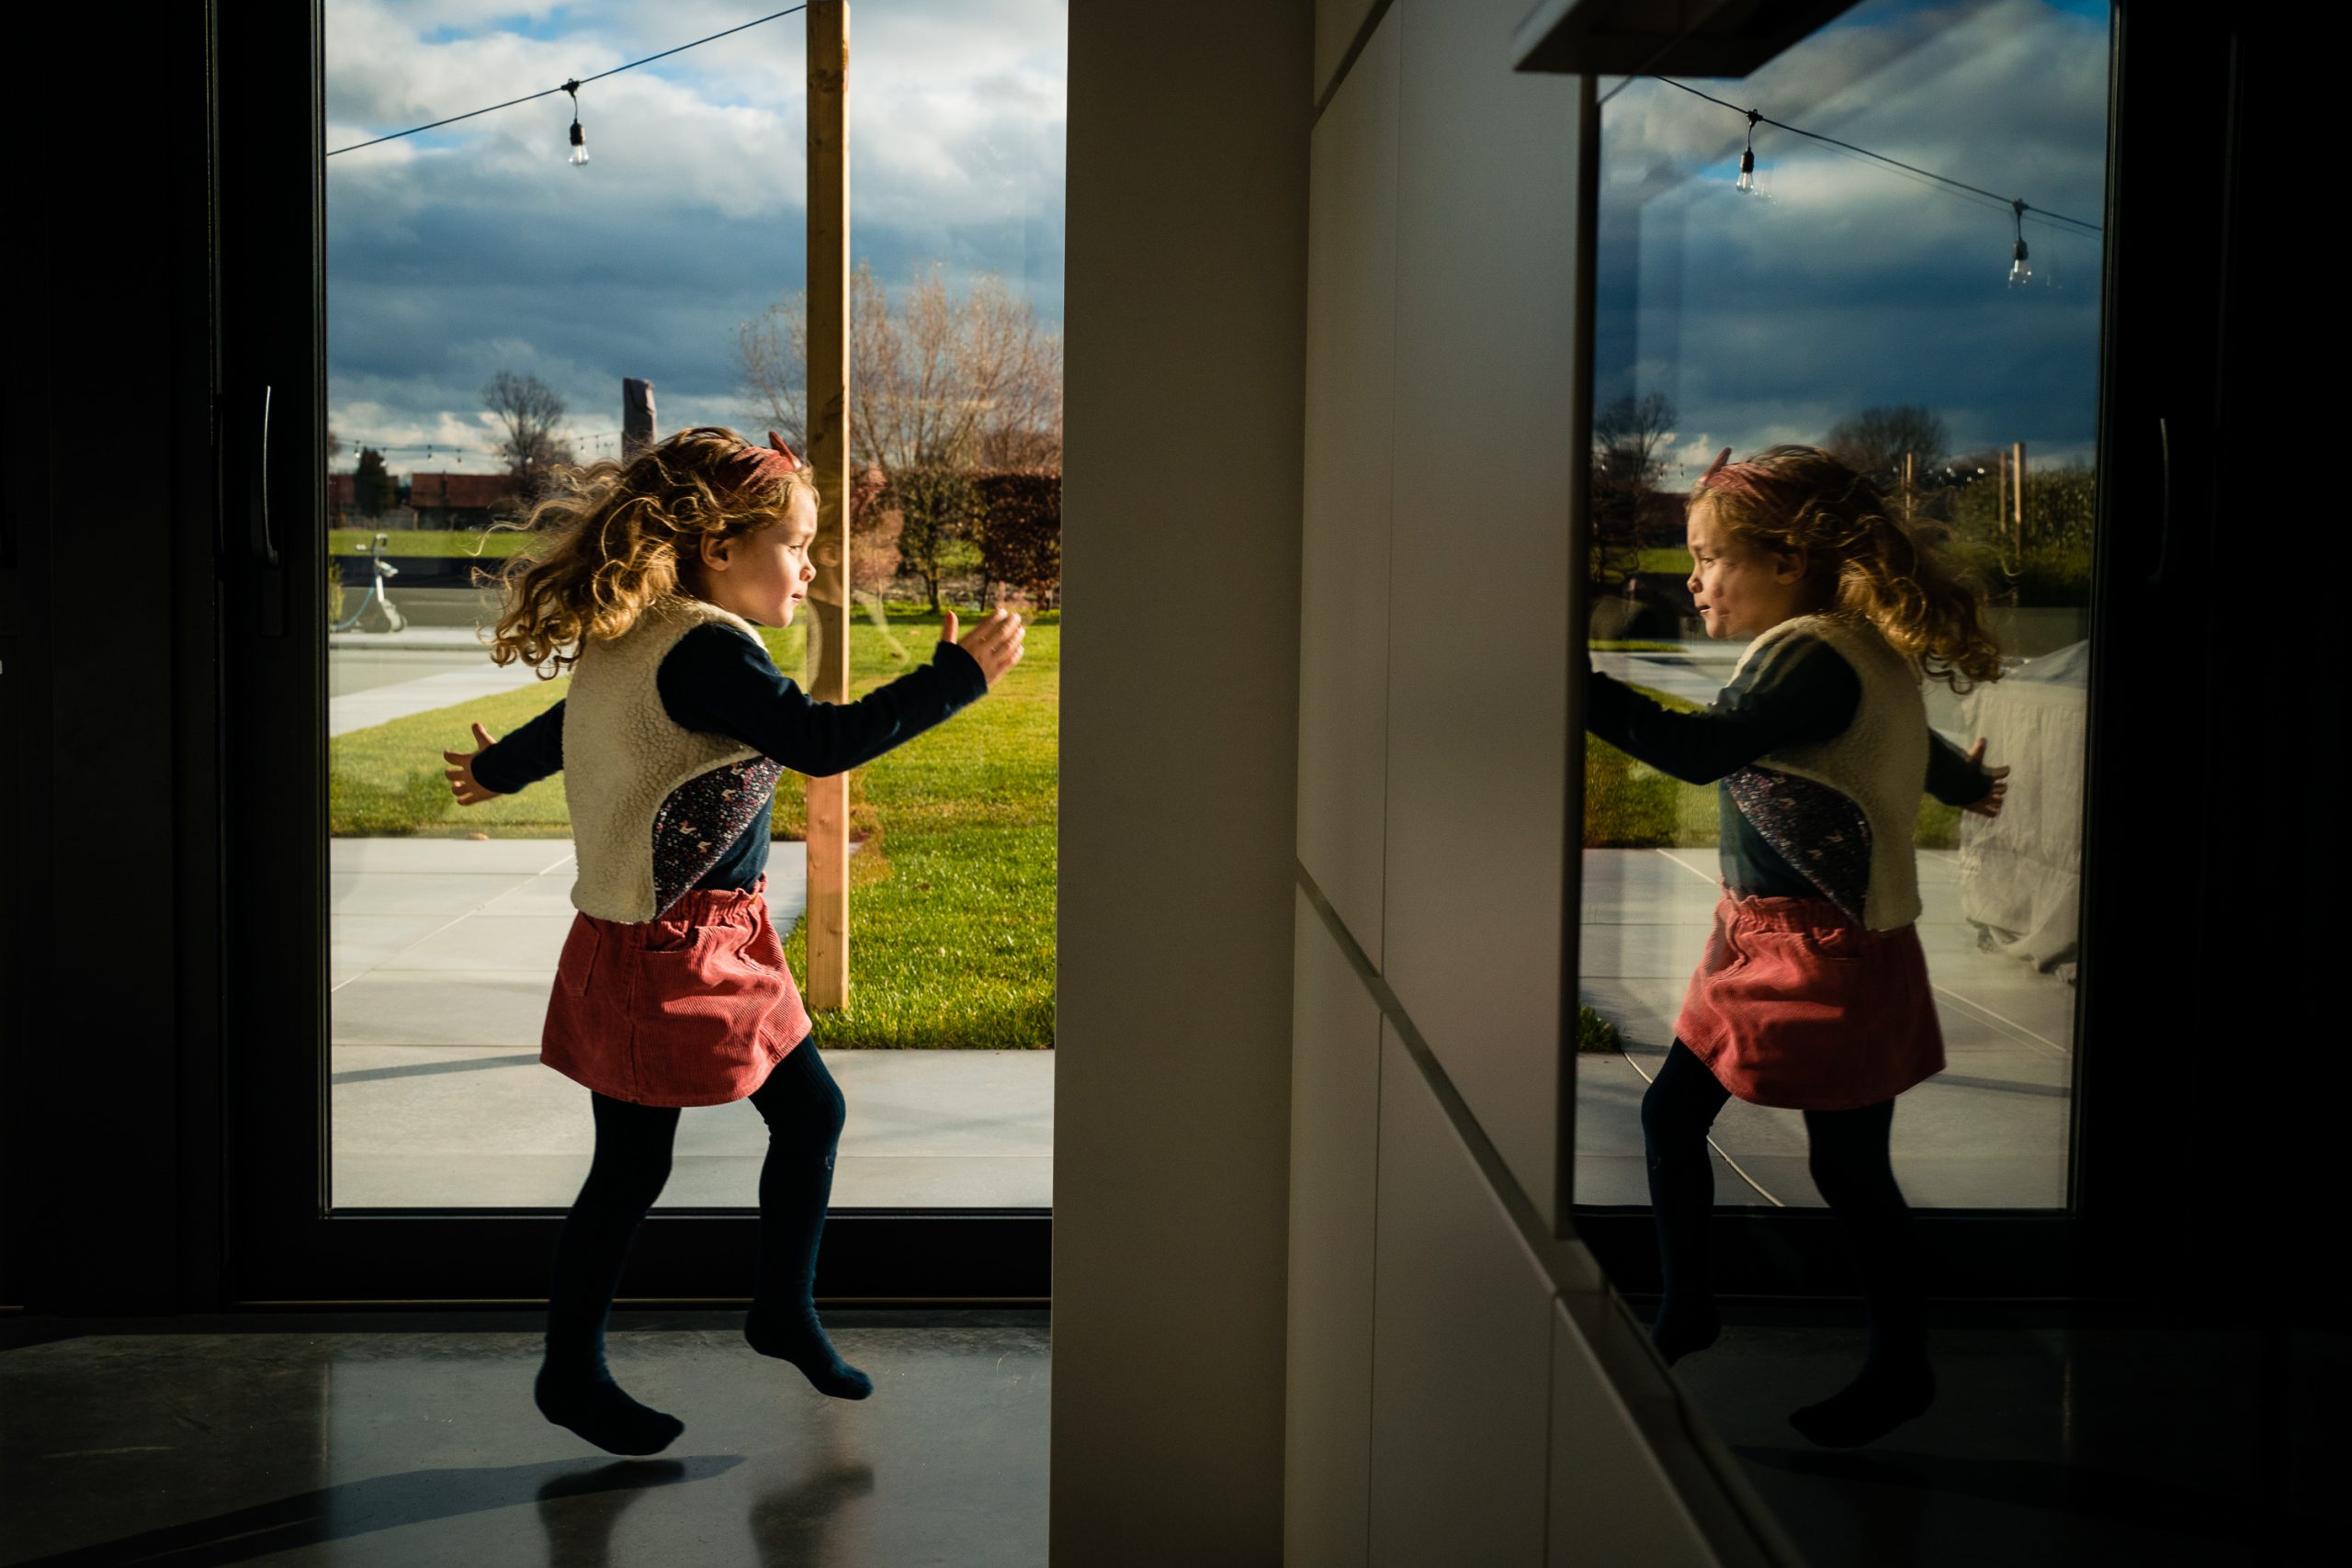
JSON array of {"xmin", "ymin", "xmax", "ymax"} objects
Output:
[
  {"xmin": 1584, "ymin": 444, "xmax": 2011, "ymax": 1450},
  {"xmin": 440, "ymin": 427, "xmax": 1025, "ymax": 1456}
]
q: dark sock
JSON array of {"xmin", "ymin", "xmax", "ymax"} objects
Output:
[
  {"xmin": 1642, "ymin": 1044, "xmax": 1730, "ymax": 1371},
  {"xmin": 540, "ymin": 1122, "xmax": 681, "ymax": 1457},
  {"xmin": 1789, "ymin": 1352, "xmax": 1935, "ymax": 1448},
  {"xmin": 744, "ymin": 1307, "xmax": 873, "ymax": 1400},
  {"xmin": 535, "ymin": 1355, "xmax": 684, "ymax": 1455},
  {"xmin": 1786, "ymin": 1100, "xmax": 1941, "ymax": 1447},
  {"xmin": 1650, "ymin": 1298, "xmax": 1723, "ymax": 1365}
]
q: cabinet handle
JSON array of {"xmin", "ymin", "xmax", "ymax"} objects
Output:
[
  {"xmin": 253, "ymin": 383, "xmax": 279, "ymax": 567},
  {"xmin": 2146, "ymin": 415, "xmax": 2169, "ymax": 589}
]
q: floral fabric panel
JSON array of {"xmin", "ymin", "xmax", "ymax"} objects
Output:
[
  {"xmin": 649, "ymin": 757, "xmax": 785, "ymax": 919},
  {"xmin": 1724, "ymin": 764, "xmax": 1871, "ymax": 926}
]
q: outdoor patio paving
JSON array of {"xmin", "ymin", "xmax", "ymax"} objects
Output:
[{"xmin": 329, "ymin": 837, "xmax": 1053, "ymax": 1211}]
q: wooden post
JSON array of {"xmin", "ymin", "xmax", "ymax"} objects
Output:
[
  {"xmin": 2011, "ymin": 439, "xmax": 2027, "ymax": 551},
  {"xmin": 804, "ymin": 0, "xmax": 852, "ymax": 1010},
  {"xmin": 1995, "ymin": 449, "xmax": 2008, "ymax": 547}
]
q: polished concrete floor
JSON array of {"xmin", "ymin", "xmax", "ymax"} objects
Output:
[
  {"xmin": 3, "ymin": 1305, "xmax": 2336, "ymax": 1566},
  {"xmin": 1672, "ymin": 1302, "xmax": 2340, "ymax": 1568},
  {"xmin": 0, "ymin": 1310, "xmax": 1050, "ymax": 1568}
]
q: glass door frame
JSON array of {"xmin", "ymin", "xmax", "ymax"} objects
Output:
[
  {"xmin": 1566, "ymin": 0, "xmax": 2225, "ymax": 1306},
  {"xmin": 217, "ymin": 0, "xmax": 1048, "ymax": 1307}
]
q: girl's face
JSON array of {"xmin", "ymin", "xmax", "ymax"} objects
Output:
[
  {"xmin": 1685, "ymin": 495, "xmax": 1817, "ymax": 641},
  {"xmin": 694, "ymin": 489, "xmax": 818, "ymax": 626}
]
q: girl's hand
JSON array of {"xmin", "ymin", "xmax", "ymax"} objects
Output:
[
  {"xmin": 943, "ymin": 606, "xmax": 1026, "ymax": 689},
  {"xmin": 1962, "ymin": 737, "xmax": 2009, "ymax": 819},
  {"xmin": 443, "ymin": 721, "xmax": 505, "ymax": 807}
]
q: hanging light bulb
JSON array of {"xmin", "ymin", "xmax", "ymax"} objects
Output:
[
  {"xmin": 1736, "ymin": 108, "xmax": 1759, "ymax": 193},
  {"xmin": 2008, "ymin": 198, "xmax": 2031, "ymax": 285},
  {"xmin": 563, "ymin": 79, "xmax": 589, "ymax": 166}
]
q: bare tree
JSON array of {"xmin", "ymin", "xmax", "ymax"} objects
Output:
[
  {"xmin": 1593, "ymin": 390, "xmax": 1676, "ymax": 491},
  {"xmin": 482, "ymin": 370, "xmax": 574, "ymax": 496},
  {"xmin": 1825, "ymin": 404, "xmax": 1949, "ymax": 491},
  {"xmin": 1590, "ymin": 390, "xmax": 1677, "ymax": 589},
  {"xmin": 736, "ymin": 261, "xmax": 1063, "ymax": 474}
]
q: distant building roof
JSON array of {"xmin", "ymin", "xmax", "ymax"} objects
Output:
[{"xmin": 408, "ymin": 471, "xmax": 514, "ymax": 510}]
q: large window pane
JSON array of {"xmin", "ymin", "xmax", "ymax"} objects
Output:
[
  {"xmin": 323, "ymin": 1, "xmax": 1066, "ymax": 1211},
  {"xmin": 1575, "ymin": 0, "xmax": 2109, "ymax": 1213}
]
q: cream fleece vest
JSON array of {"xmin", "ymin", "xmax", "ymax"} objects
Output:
[
  {"xmin": 562, "ymin": 593, "xmax": 765, "ymax": 922},
  {"xmin": 1731, "ymin": 611, "xmax": 1929, "ymax": 931}
]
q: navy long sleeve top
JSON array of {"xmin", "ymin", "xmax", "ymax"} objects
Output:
[
  {"xmin": 472, "ymin": 622, "xmax": 990, "ymax": 902},
  {"xmin": 1586, "ymin": 635, "xmax": 1992, "ymax": 915}
]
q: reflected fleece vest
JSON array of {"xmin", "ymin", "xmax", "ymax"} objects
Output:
[
  {"xmin": 1732, "ymin": 611, "xmax": 1930, "ymax": 931},
  {"xmin": 562, "ymin": 593, "xmax": 764, "ymax": 922}
]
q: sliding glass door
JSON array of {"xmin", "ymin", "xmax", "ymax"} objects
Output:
[
  {"xmin": 1568, "ymin": 0, "xmax": 2199, "ymax": 1300},
  {"xmin": 223, "ymin": 0, "xmax": 1057, "ymax": 1304}
]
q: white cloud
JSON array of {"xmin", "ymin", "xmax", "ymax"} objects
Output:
[
  {"xmin": 325, "ymin": 0, "xmax": 1067, "ymax": 464},
  {"xmin": 1596, "ymin": 0, "xmax": 2110, "ymax": 468}
]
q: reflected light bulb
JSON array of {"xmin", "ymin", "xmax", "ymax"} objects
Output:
[
  {"xmin": 2008, "ymin": 237, "xmax": 2030, "ymax": 285},
  {"xmin": 1736, "ymin": 147, "xmax": 1755, "ymax": 194},
  {"xmin": 569, "ymin": 120, "xmax": 589, "ymax": 166}
]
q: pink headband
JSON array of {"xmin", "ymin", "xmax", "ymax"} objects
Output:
[
  {"xmin": 1695, "ymin": 446, "xmax": 1794, "ymax": 511},
  {"xmin": 718, "ymin": 430, "xmax": 804, "ymax": 502}
]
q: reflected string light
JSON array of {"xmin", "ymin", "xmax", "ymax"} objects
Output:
[{"xmin": 1644, "ymin": 74, "xmax": 2101, "ymax": 282}]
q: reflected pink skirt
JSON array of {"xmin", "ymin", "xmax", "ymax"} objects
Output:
[
  {"xmin": 1674, "ymin": 884, "xmax": 1945, "ymax": 1111},
  {"xmin": 540, "ymin": 874, "xmax": 812, "ymax": 1108}
]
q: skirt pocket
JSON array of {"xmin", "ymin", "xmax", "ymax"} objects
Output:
[{"xmin": 556, "ymin": 917, "xmax": 602, "ymax": 998}]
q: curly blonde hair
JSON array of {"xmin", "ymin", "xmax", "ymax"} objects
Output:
[
  {"xmin": 480, "ymin": 426, "xmax": 820, "ymax": 675},
  {"xmin": 1693, "ymin": 443, "xmax": 2007, "ymax": 694}
]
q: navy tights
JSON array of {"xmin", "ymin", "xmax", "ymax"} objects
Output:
[
  {"xmin": 537, "ymin": 1038, "xmax": 865, "ymax": 1452},
  {"xmin": 1640, "ymin": 1037, "xmax": 1928, "ymax": 1394}
]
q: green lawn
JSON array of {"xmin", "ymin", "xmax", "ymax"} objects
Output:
[
  {"xmin": 331, "ymin": 528, "xmax": 533, "ymax": 558},
  {"xmin": 1586, "ymin": 682, "xmax": 1962, "ymax": 852},
  {"xmin": 329, "ymin": 611, "xmax": 1058, "ymax": 1047}
]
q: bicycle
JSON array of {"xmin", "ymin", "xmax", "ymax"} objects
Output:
[{"xmin": 333, "ymin": 532, "xmax": 409, "ymax": 633}]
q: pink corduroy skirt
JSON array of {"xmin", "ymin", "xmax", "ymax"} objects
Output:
[
  {"xmin": 540, "ymin": 874, "xmax": 812, "ymax": 1108},
  {"xmin": 1673, "ymin": 883, "xmax": 1946, "ymax": 1111}
]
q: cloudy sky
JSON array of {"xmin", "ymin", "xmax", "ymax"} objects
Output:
[
  {"xmin": 325, "ymin": 0, "xmax": 2107, "ymax": 485},
  {"xmin": 324, "ymin": 0, "xmax": 1067, "ymax": 471},
  {"xmin": 1595, "ymin": 0, "xmax": 2111, "ymax": 480}
]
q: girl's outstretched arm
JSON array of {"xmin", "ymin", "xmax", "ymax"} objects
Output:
[
  {"xmin": 1585, "ymin": 636, "xmax": 1860, "ymax": 784},
  {"xmin": 657, "ymin": 616, "xmax": 1009, "ymax": 778},
  {"xmin": 447, "ymin": 699, "xmax": 567, "ymax": 804},
  {"xmin": 1925, "ymin": 729, "xmax": 1998, "ymax": 808},
  {"xmin": 1951, "ymin": 737, "xmax": 2008, "ymax": 818}
]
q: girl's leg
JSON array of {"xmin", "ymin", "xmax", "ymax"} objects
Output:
[
  {"xmin": 535, "ymin": 1090, "xmax": 684, "ymax": 1455},
  {"xmin": 742, "ymin": 1039, "xmax": 872, "ymax": 1399},
  {"xmin": 1791, "ymin": 1096, "xmax": 1935, "ymax": 1447},
  {"xmin": 1641, "ymin": 1038, "xmax": 1733, "ymax": 1364}
]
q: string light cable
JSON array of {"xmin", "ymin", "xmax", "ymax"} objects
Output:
[
  {"xmin": 334, "ymin": 430, "xmax": 624, "ymax": 462},
  {"xmin": 1642, "ymin": 74, "xmax": 2101, "ymax": 279},
  {"xmin": 326, "ymin": 5, "xmax": 810, "ymax": 159}
]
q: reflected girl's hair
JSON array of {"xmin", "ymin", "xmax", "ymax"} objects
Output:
[
  {"xmin": 1694, "ymin": 443, "xmax": 2006, "ymax": 693},
  {"xmin": 479, "ymin": 426, "xmax": 819, "ymax": 676}
]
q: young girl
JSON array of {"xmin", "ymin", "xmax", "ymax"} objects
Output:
[
  {"xmin": 440, "ymin": 426, "xmax": 1025, "ymax": 1456},
  {"xmin": 1584, "ymin": 444, "xmax": 2011, "ymax": 1450}
]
